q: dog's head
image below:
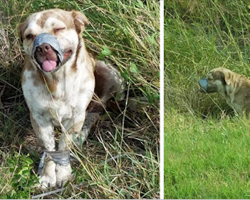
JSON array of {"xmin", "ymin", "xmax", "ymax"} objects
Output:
[
  {"xmin": 198, "ymin": 67, "xmax": 237, "ymax": 93},
  {"xmin": 18, "ymin": 9, "xmax": 89, "ymax": 73}
]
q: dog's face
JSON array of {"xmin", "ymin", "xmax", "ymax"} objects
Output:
[
  {"xmin": 18, "ymin": 9, "xmax": 89, "ymax": 72},
  {"xmin": 199, "ymin": 68, "xmax": 229, "ymax": 93}
]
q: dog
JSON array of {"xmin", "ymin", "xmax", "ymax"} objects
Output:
[
  {"xmin": 18, "ymin": 9, "xmax": 125, "ymax": 189},
  {"xmin": 199, "ymin": 67, "xmax": 250, "ymax": 116}
]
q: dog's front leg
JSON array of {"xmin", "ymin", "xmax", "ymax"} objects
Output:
[
  {"xmin": 55, "ymin": 113, "xmax": 86, "ymax": 187},
  {"xmin": 58, "ymin": 113, "xmax": 87, "ymax": 150},
  {"xmin": 30, "ymin": 114, "xmax": 57, "ymax": 189},
  {"xmin": 30, "ymin": 114, "xmax": 55, "ymax": 151}
]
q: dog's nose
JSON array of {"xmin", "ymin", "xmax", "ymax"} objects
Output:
[
  {"xmin": 36, "ymin": 43, "xmax": 52, "ymax": 53},
  {"xmin": 32, "ymin": 33, "xmax": 63, "ymax": 63}
]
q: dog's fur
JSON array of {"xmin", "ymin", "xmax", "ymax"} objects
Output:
[
  {"xmin": 199, "ymin": 67, "xmax": 250, "ymax": 116},
  {"xmin": 18, "ymin": 9, "xmax": 124, "ymax": 189}
]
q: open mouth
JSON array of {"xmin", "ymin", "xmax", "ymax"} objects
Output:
[
  {"xmin": 40, "ymin": 59, "xmax": 59, "ymax": 72},
  {"xmin": 35, "ymin": 48, "xmax": 73, "ymax": 72},
  {"xmin": 32, "ymin": 33, "xmax": 72, "ymax": 73},
  {"xmin": 60, "ymin": 49, "xmax": 73, "ymax": 66}
]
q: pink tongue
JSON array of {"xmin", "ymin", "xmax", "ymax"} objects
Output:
[{"xmin": 42, "ymin": 60, "xmax": 57, "ymax": 72}]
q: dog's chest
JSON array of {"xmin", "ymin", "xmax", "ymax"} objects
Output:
[
  {"xmin": 34, "ymin": 85, "xmax": 78, "ymax": 121},
  {"xmin": 22, "ymin": 69, "xmax": 90, "ymax": 123},
  {"xmin": 43, "ymin": 97, "xmax": 75, "ymax": 125}
]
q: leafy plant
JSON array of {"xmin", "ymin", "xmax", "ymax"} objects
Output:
[{"xmin": 1, "ymin": 153, "xmax": 38, "ymax": 199}]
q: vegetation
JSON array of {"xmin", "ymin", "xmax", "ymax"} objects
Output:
[
  {"xmin": 165, "ymin": 0, "xmax": 250, "ymax": 198},
  {"xmin": 0, "ymin": 0, "xmax": 159, "ymax": 198}
]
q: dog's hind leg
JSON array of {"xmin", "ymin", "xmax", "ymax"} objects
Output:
[
  {"xmin": 62, "ymin": 112, "xmax": 100, "ymax": 149},
  {"xmin": 88, "ymin": 60, "xmax": 125, "ymax": 113}
]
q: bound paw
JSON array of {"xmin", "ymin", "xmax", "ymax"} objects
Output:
[
  {"xmin": 56, "ymin": 163, "xmax": 72, "ymax": 187},
  {"xmin": 36, "ymin": 153, "xmax": 56, "ymax": 190}
]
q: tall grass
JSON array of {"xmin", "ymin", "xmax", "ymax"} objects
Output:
[
  {"xmin": 0, "ymin": 0, "xmax": 159, "ymax": 198},
  {"xmin": 165, "ymin": 0, "xmax": 250, "ymax": 198},
  {"xmin": 165, "ymin": 112, "xmax": 250, "ymax": 199},
  {"xmin": 165, "ymin": 0, "xmax": 250, "ymax": 117}
]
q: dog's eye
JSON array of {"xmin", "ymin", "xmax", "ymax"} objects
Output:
[
  {"xmin": 26, "ymin": 34, "xmax": 35, "ymax": 40},
  {"xmin": 54, "ymin": 27, "xmax": 66, "ymax": 33}
]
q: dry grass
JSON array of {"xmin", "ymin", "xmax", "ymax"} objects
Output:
[{"xmin": 0, "ymin": 0, "xmax": 159, "ymax": 199}]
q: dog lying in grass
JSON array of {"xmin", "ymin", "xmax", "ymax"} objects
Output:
[
  {"xmin": 18, "ymin": 9, "xmax": 125, "ymax": 189},
  {"xmin": 199, "ymin": 67, "xmax": 250, "ymax": 116}
]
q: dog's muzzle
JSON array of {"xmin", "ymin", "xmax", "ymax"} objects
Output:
[
  {"xmin": 32, "ymin": 33, "xmax": 64, "ymax": 73},
  {"xmin": 199, "ymin": 78, "xmax": 208, "ymax": 92}
]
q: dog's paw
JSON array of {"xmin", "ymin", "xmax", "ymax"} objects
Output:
[
  {"xmin": 37, "ymin": 156, "xmax": 57, "ymax": 190},
  {"xmin": 56, "ymin": 163, "xmax": 72, "ymax": 187},
  {"xmin": 39, "ymin": 172, "xmax": 56, "ymax": 189}
]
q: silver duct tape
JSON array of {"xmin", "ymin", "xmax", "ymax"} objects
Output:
[
  {"xmin": 37, "ymin": 152, "xmax": 46, "ymax": 176},
  {"xmin": 46, "ymin": 150, "xmax": 71, "ymax": 166},
  {"xmin": 199, "ymin": 78, "xmax": 208, "ymax": 91},
  {"xmin": 37, "ymin": 150, "xmax": 71, "ymax": 175},
  {"xmin": 32, "ymin": 33, "xmax": 63, "ymax": 62}
]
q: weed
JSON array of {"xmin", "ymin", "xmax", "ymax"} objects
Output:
[{"xmin": 0, "ymin": 151, "xmax": 38, "ymax": 199}]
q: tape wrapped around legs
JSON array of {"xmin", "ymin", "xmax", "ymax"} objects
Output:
[
  {"xmin": 38, "ymin": 150, "xmax": 71, "ymax": 175},
  {"xmin": 47, "ymin": 150, "xmax": 71, "ymax": 166}
]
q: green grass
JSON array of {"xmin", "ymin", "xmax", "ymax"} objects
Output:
[
  {"xmin": 165, "ymin": 0, "xmax": 250, "ymax": 198},
  {"xmin": 165, "ymin": 113, "xmax": 250, "ymax": 199},
  {"xmin": 0, "ymin": 0, "xmax": 159, "ymax": 199}
]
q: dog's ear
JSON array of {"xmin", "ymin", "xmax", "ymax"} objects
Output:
[
  {"xmin": 222, "ymin": 70, "xmax": 234, "ymax": 86},
  {"xmin": 17, "ymin": 21, "xmax": 27, "ymax": 44},
  {"xmin": 71, "ymin": 10, "xmax": 90, "ymax": 34}
]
